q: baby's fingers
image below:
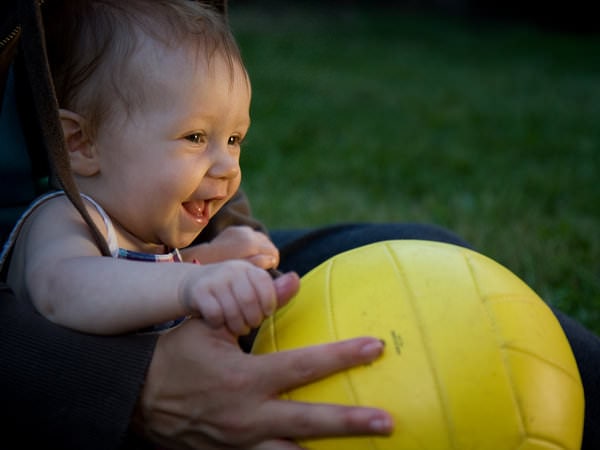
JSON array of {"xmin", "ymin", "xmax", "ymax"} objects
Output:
[
  {"xmin": 196, "ymin": 294, "xmax": 226, "ymax": 329},
  {"xmin": 227, "ymin": 268, "xmax": 273, "ymax": 333},
  {"xmin": 273, "ymin": 272, "xmax": 300, "ymax": 310}
]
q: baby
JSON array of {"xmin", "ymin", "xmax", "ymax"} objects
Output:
[{"xmin": 4, "ymin": 0, "xmax": 297, "ymax": 336}]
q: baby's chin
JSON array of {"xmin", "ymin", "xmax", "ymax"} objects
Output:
[{"xmin": 171, "ymin": 232, "xmax": 205, "ymax": 250}]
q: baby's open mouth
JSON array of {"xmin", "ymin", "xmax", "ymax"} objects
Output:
[{"xmin": 182, "ymin": 200, "xmax": 208, "ymax": 221}]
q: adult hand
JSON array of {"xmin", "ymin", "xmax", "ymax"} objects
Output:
[
  {"xmin": 134, "ymin": 276, "xmax": 393, "ymax": 449},
  {"xmin": 183, "ymin": 225, "xmax": 280, "ymax": 270}
]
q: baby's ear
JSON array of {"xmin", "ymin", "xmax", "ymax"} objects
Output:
[{"xmin": 59, "ymin": 108, "xmax": 100, "ymax": 176}]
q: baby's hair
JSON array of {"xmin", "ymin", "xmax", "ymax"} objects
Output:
[{"xmin": 43, "ymin": 0, "xmax": 245, "ymax": 139}]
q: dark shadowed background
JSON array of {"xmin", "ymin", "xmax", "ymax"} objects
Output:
[{"xmin": 228, "ymin": 1, "xmax": 600, "ymax": 333}]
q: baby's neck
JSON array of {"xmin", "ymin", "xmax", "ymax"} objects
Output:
[{"xmin": 111, "ymin": 221, "xmax": 170, "ymax": 255}]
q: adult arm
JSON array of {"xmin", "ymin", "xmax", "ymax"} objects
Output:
[{"xmin": 196, "ymin": 189, "xmax": 269, "ymax": 241}]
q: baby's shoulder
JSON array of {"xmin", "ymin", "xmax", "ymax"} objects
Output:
[
  {"xmin": 26, "ymin": 193, "xmax": 84, "ymax": 227},
  {"xmin": 17, "ymin": 192, "xmax": 108, "ymax": 249}
]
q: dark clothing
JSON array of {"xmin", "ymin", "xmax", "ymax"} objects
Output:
[
  {"xmin": 0, "ymin": 284, "xmax": 156, "ymax": 449},
  {"xmin": 272, "ymin": 222, "xmax": 473, "ymax": 276}
]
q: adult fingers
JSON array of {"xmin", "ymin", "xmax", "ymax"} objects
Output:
[
  {"xmin": 223, "ymin": 226, "xmax": 280, "ymax": 268},
  {"xmin": 249, "ymin": 338, "xmax": 394, "ymax": 440},
  {"xmin": 247, "ymin": 253, "xmax": 279, "ymax": 270},
  {"xmin": 257, "ymin": 336, "xmax": 385, "ymax": 394},
  {"xmin": 251, "ymin": 439, "xmax": 304, "ymax": 450},
  {"xmin": 257, "ymin": 399, "xmax": 393, "ymax": 441}
]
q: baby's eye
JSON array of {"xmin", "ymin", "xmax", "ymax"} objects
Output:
[
  {"xmin": 228, "ymin": 135, "xmax": 243, "ymax": 146},
  {"xmin": 185, "ymin": 133, "xmax": 206, "ymax": 144}
]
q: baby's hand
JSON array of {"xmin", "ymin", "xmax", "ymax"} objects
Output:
[
  {"xmin": 184, "ymin": 226, "xmax": 279, "ymax": 269},
  {"xmin": 181, "ymin": 260, "xmax": 298, "ymax": 336}
]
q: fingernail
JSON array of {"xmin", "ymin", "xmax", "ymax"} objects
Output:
[
  {"xmin": 370, "ymin": 416, "xmax": 393, "ymax": 433},
  {"xmin": 360, "ymin": 339, "xmax": 384, "ymax": 357}
]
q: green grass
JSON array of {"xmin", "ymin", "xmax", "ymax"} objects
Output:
[{"xmin": 229, "ymin": 4, "xmax": 600, "ymax": 334}]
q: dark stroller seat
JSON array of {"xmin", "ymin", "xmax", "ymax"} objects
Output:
[{"xmin": 1, "ymin": 65, "xmax": 44, "ymax": 247}]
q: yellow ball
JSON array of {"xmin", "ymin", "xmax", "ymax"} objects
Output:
[{"xmin": 252, "ymin": 240, "xmax": 584, "ymax": 450}]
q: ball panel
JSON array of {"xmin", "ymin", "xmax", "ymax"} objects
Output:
[
  {"xmin": 519, "ymin": 438, "xmax": 569, "ymax": 450},
  {"xmin": 327, "ymin": 243, "xmax": 453, "ymax": 449},
  {"xmin": 465, "ymin": 250, "xmax": 580, "ymax": 378},
  {"xmin": 378, "ymin": 242, "xmax": 524, "ymax": 447},
  {"xmin": 485, "ymin": 297, "xmax": 581, "ymax": 381},
  {"xmin": 506, "ymin": 350, "xmax": 584, "ymax": 450},
  {"xmin": 462, "ymin": 249, "xmax": 536, "ymax": 300}
]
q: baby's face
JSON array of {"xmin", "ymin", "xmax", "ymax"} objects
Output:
[{"xmin": 90, "ymin": 43, "xmax": 251, "ymax": 252}]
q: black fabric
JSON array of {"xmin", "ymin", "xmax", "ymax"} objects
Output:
[
  {"xmin": 272, "ymin": 222, "xmax": 473, "ymax": 276},
  {"xmin": 0, "ymin": 1, "xmax": 40, "ymax": 244},
  {"xmin": 0, "ymin": 282, "xmax": 158, "ymax": 449},
  {"xmin": 553, "ymin": 308, "xmax": 600, "ymax": 448},
  {"xmin": 0, "ymin": 67, "xmax": 36, "ymax": 245},
  {"xmin": 0, "ymin": 1, "xmax": 19, "ymax": 110}
]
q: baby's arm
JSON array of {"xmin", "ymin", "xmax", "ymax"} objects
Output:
[
  {"xmin": 16, "ymin": 197, "xmax": 292, "ymax": 335},
  {"xmin": 181, "ymin": 225, "xmax": 279, "ymax": 269}
]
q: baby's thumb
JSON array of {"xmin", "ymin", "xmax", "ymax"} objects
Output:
[{"xmin": 273, "ymin": 271, "xmax": 300, "ymax": 308}]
